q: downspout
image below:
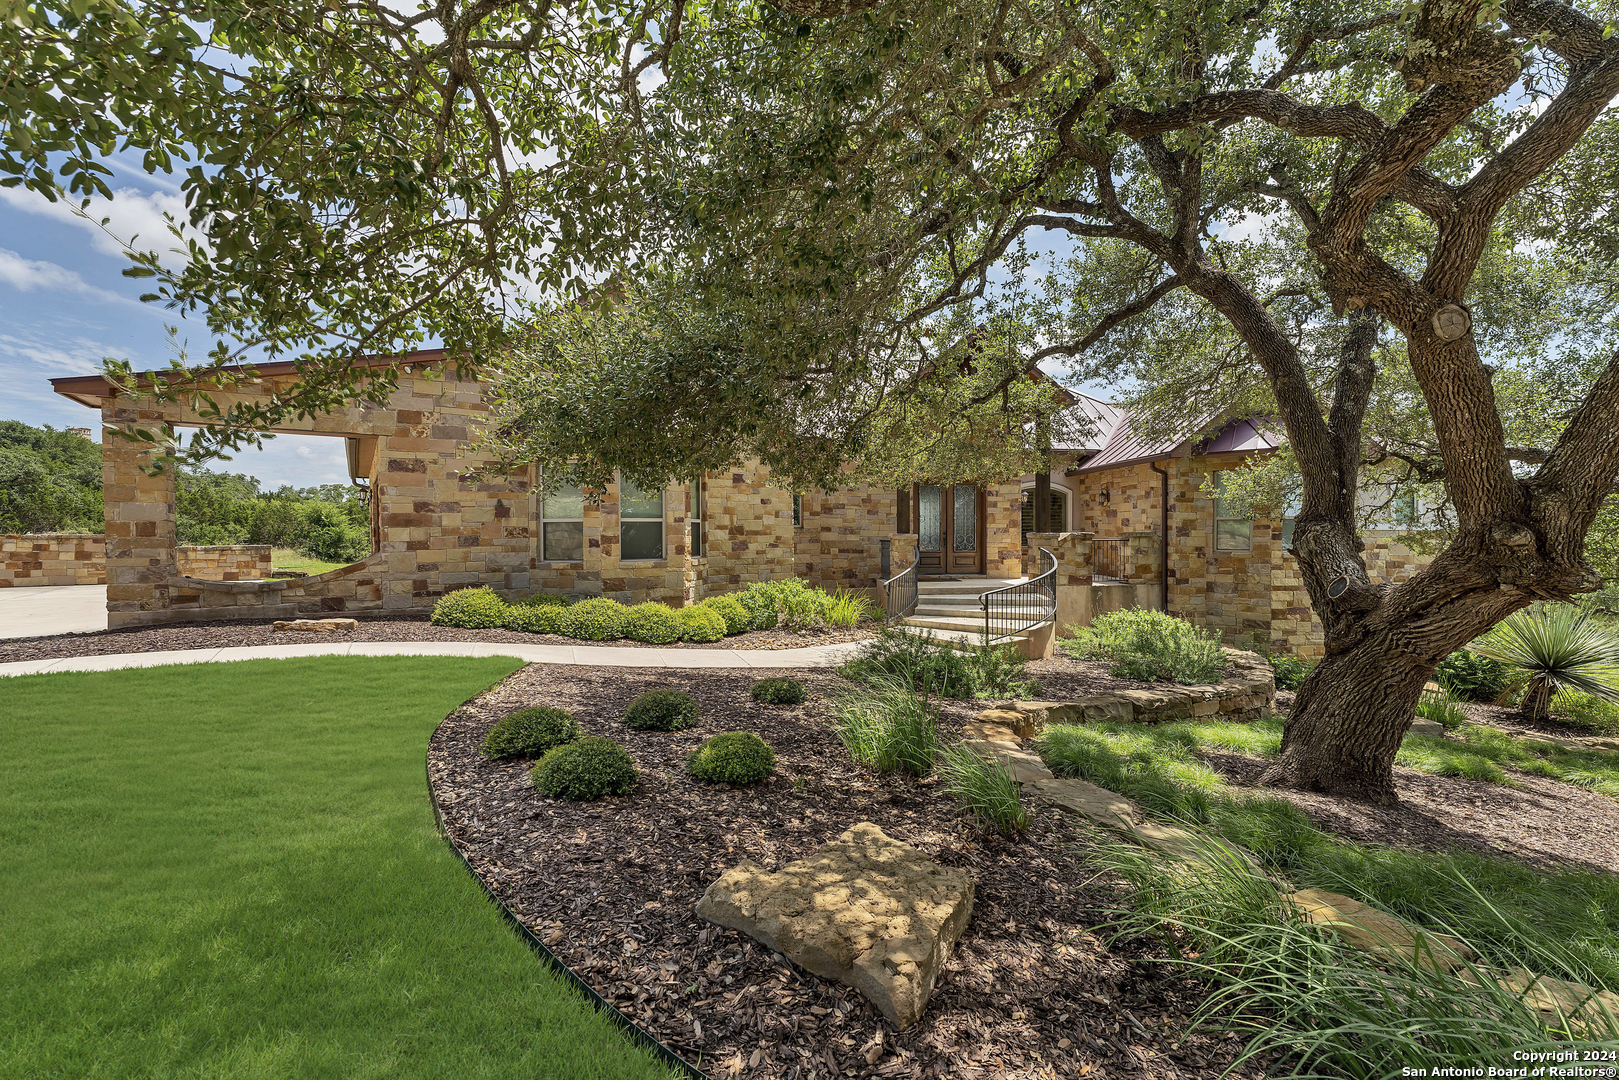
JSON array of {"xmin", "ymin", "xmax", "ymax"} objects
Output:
[{"xmin": 1148, "ymin": 460, "xmax": 1170, "ymax": 615}]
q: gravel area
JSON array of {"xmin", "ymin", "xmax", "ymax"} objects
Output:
[
  {"xmin": 431, "ymin": 666, "xmax": 1265, "ymax": 1080},
  {"xmin": 0, "ymin": 618, "xmax": 876, "ymax": 664}
]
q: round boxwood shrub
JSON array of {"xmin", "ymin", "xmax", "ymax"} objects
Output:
[
  {"xmin": 482, "ymin": 706, "xmax": 582, "ymax": 758},
  {"xmin": 530, "ymin": 736, "xmax": 638, "ymax": 800},
  {"xmin": 519, "ymin": 592, "xmax": 572, "ymax": 608},
  {"xmin": 676, "ymin": 605, "xmax": 726, "ymax": 643},
  {"xmin": 751, "ymin": 676, "xmax": 807, "ymax": 705},
  {"xmin": 431, "ymin": 586, "xmax": 509, "ymax": 629},
  {"xmin": 621, "ymin": 689, "xmax": 699, "ymax": 731},
  {"xmin": 565, "ymin": 597, "xmax": 630, "ymax": 641},
  {"xmin": 503, "ymin": 603, "xmax": 571, "ymax": 635},
  {"xmin": 688, "ymin": 731, "xmax": 775, "ymax": 785},
  {"xmin": 702, "ymin": 595, "xmax": 751, "ymax": 636},
  {"xmin": 623, "ymin": 602, "xmax": 681, "ymax": 644}
]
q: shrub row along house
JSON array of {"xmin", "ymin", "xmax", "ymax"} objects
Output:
[{"xmin": 43, "ymin": 350, "xmax": 1430, "ymax": 654}]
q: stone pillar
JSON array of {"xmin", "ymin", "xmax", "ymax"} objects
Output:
[
  {"xmin": 1126, "ymin": 530, "xmax": 1164, "ymax": 611},
  {"xmin": 887, "ymin": 533, "xmax": 918, "ymax": 577},
  {"xmin": 1026, "ymin": 531, "xmax": 1093, "ymax": 634},
  {"xmin": 102, "ymin": 406, "xmax": 177, "ymax": 628}
]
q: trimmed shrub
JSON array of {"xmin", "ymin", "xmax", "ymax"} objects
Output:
[
  {"xmin": 1435, "ymin": 649, "xmax": 1513, "ymax": 702},
  {"xmin": 503, "ymin": 603, "xmax": 571, "ymax": 635},
  {"xmin": 482, "ymin": 707, "xmax": 582, "ymax": 758},
  {"xmin": 565, "ymin": 597, "xmax": 630, "ymax": 641},
  {"xmin": 702, "ymin": 595, "xmax": 751, "ymax": 636},
  {"xmin": 622, "ymin": 689, "xmax": 699, "ymax": 731},
  {"xmin": 675, "ymin": 605, "xmax": 726, "ymax": 643},
  {"xmin": 519, "ymin": 592, "xmax": 573, "ymax": 608},
  {"xmin": 530, "ymin": 736, "xmax": 638, "ymax": 800},
  {"xmin": 431, "ymin": 586, "xmax": 509, "ymax": 629},
  {"xmin": 623, "ymin": 602, "xmax": 681, "ymax": 644},
  {"xmin": 688, "ymin": 732, "xmax": 776, "ymax": 784},
  {"xmin": 751, "ymin": 677, "xmax": 807, "ymax": 705},
  {"xmin": 1062, "ymin": 609, "xmax": 1225, "ymax": 686}
]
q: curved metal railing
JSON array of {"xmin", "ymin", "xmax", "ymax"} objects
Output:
[
  {"xmin": 882, "ymin": 552, "xmax": 920, "ymax": 623},
  {"xmin": 981, "ymin": 547, "xmax": 1057, "ymax": 643}
]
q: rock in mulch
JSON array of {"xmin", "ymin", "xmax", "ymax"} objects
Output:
[
  {"xmin": 696, "ymin": 822, "xmax": 973, "ymax": 1029},
  {"xmin": 272, "ymin": 618, "xmax": 358, "ymax": 632}
]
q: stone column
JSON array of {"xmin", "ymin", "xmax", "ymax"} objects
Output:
[
  {"xmin": 887, "ymin": 533, "xmax": 918, "ymax": 577},
  {"xmin": 1027, "ymin": 531, "xmax": 1092, "ymax": 634},
  {"xmin": 102, "ymin": 405, "xmax": 178, "ymax": 628}
]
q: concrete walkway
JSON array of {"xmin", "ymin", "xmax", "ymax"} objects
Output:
[
  {"xmin": 0, "ymin": 637, "xmax": 869, "ymax": 679},
  {"xmin": 0, "ymin": 585, "xmax": 107, "ymax": 639}
]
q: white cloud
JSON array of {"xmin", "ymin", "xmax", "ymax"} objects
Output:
[
  {"xmin": 0, "ymin": 329, "xmax": 125, "ymax": 374},
  {"xmin": 0, "ymin": 251, "xmax": 138, "ymax": 307},
  {"xmin": 0, "ymin": 185, "xmax": 197, "ymax": 267}
]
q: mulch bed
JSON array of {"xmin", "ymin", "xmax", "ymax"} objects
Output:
[
  {"xmin": 0, "ymin": 618, "xmax": 874, "ymax": 665},
  {"xmin": 430, "ymin": 666, "xmax": 1263, "ymax": 1080}
]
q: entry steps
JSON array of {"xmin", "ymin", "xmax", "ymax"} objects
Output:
[{"xmin": 895, "ymin": 577, "xmax": 1044, "ymax": 648}]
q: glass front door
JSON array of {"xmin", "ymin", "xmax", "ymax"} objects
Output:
[{"xmin": 913, "ymin": 484, "xmax": 981, "ymax": 575}]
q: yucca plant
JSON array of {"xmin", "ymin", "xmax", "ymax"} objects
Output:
[{"xmin": 1470, "ymin": 606, "xmax": 1619, "ymax": 722}]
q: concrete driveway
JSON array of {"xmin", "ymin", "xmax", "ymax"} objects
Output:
[{"xmin": 0, "ymin": 586, "xmax": 108, "ymax": 640}]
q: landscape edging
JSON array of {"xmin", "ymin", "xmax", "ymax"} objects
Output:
[{"xmin": 424, "ymin": 717, "xmax": 706, "ymax": 1080}]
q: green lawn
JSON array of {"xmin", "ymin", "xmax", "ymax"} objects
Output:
[
  {"xmin": 0, "ymin": 657, "xmax": 673, "ymax": 1080},
  {"xmin": 270, "ymin": 548, "xmax": 351, "ymax": 575}
]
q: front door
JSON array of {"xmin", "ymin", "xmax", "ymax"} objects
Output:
[{"xmin": 915, "ymin": 484, "xmax": 983, "ymax": 575}]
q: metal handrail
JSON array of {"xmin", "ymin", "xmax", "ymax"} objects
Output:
[
  {"xmin": 981, "ymin": 547, "xmax": 1057, "ymax": 643},
  {"xmin": 882, "ymin": 552, "xmax": 920, "ymax": 623},
  {"xmin": 1092, "ymin": 537, "xmax": 1130, "ymax": 583}
]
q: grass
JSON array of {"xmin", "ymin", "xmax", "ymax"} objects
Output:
[
  {"xmin": 1037, "ymin": 722, "xmax": 1619, "ymax": 988},
  {"xmin": 270, "ymin": 547, "xmax": 350, "ymax": 574},
  {"xmin": 0, "ymin": 657, "xmax": 675, "ymax": 1080},
  {"xmin": 830, "ymin": 680, "xmax": 939, "ymax": 775},
  {"xmin": 938, "ymin": 744, "xmax": 1029, "ymax": 836}
]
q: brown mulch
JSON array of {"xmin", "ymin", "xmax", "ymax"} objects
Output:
[
  {"xmin": 1205, "ymin": 751, "xmax": 1619, "ymax": 876},
  {"xmin": 0, "ymin": 618, "xmax": 875, "ymax": 664},
  {"xmin": 430, "ymin": 666, "xmax": 1264, "ymax": 1080}
]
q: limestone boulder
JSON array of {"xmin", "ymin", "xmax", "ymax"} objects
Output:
[
  {"xmin": 1287, "ymin": 889, "xmax": 1474, "ymax": 972},
  {"xmin": 272, "ymin": 618, "xmax": 358, "ymax": 632},
  {"xmin": 695, "ymin": 823, "xmax": 973, "ymax": 1029}
]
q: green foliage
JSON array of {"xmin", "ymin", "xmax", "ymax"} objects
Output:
[
  {"xmin": 172, "ymin": 467, "xmax": 371, "ymax": 562},
  {"xmin": 1435, "ymin": 650, "xmax": 1514, "ymax": 702},
  {"xmin": 674, "ymin": 604, "xmax": 726, "ymax": 643},
  {"xmin": 750, "ymin": 677, "xmax": 807, "ymax": 706},
  {"xmin": 840, "ymin": 630, "xmax": 974, "ymax": 698},
  {"xmin": 1552, "ymin": 690, "xmax": 1619, "ymax": 736},
  {"xmin": 297, "ymin": 501, "xmax": 370, "ymax": 564},
  {"xmin": 1471, "ymin": 606, "xmax": 1619, "ymax": 720},
  {"xmin": 622, "ymin": 602, "xmax": 681, "ymax": 644},
  {"xmin": 430, "ymin": 586, "xmax": 510, "ymax": 629},
  {"xmin": 961, "ymin": 641, "xmax": 1043, "ymax": 699},
  {"xmin": 1268, "ymin": 654, "xmax": 1314, "ymax": 692},
  {"xmin": 701, "ymin": 595, "xmax": 751, "ymax": 636},
  {"xmin": 733, "ymin": 587, "xmax": 780, "ymax": 632},
  {"xmin": 519, "ymin": 592, "xmax": 573, "ymax": 608},
  {"xmin": 529, "ymin": 737, "xmax": 638, "ymax": 801},
  {"xmin": 621, "ymin": 689, "xmax": 699, "ymax": 732},
  {"xmin": 831, "ymin": 683, "xmax": 938, "ymax": 776},
  {"xmin": 1062, "ymin": 609, "xmax": 1226, "ymax": 686},
  {"xmin": 0, "ymin": 421, "xmax": 102, "ymax": 534},
  {"xmin": 502, "ymin": 603, "xmax": 571, "ymax": 635},
  {"xmin": 939, "ymin": 744, "xmax": 1029, "ymax": 837},
  {"xmin": 564, "ymin": 598, "xmax": 630, "ymax": 642},
  {"xmin": 824, "ymin": 588, "xmax": 879, "ymax": 628},
  {"xmin": 1416, "ymin": 686, "xmax": 1470, "ymax": 730},
  {"xmin": 481, "ymin": 707, "xmax": 582, "ymax": 759},
  {"xmin": 687, "ymin": 732, "xmax": 775, "ymax": 785}
]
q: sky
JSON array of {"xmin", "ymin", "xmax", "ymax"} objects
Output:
[{"xmin": 0, "ymin": 160, "xmax": 355, "ymax": 489}]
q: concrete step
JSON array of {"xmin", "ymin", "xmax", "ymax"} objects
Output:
[{"xmin": 891, "ymin": 623, "xmax": 1027, "ymax": 649}]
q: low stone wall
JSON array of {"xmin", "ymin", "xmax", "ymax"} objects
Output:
[
  {"xmin": 981, "ymin": 647, "xmax": 1276, "ymax": 732},
  {"xmin": 0, "ymin": 534, "xmax": 106, "ymax": 586},
  {"xmin": 167, "ymin": 554, "xmax": 387, "ymax": 621},
  {"xmin": 176, "ymin": 545, "xmax": 273, "ymax": 581}
]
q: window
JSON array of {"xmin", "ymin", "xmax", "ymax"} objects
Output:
[
  {"xmin": 1393, "ymin": 492, "xmax": 1419, "ymax": 526},
  {"xmin": 792, "ymin": 493, "xmax": 802, "ymax": 528},
  {"xmin": 620, "ymin": 478, "xmax": 665, "ymax": 561},
  {"xmin": 690, "ymin": 476, "xmax": 704, "ymax": 558},
  {"xmin": 1213, "ymin": 474, "xmax": 1253, "ymax": 552},
  {"xmin": 1020, "ymin": 489, "xmax": 1067, "ymax": 542},
  {"xmin": 543, "ymin": 482, "xmax": 585, "ymax": 562}
]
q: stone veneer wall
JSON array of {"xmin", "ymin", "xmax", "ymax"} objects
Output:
[
  {"xmin": 176, "ymin": 545, "xmax": 273, "ymax": 581},
  {"xmin": 529, "ymin": 475, "xmax": 699, "ymax": 604},
  {"xmin": 0, "ymin": 534, "xmax": 106, "ymax": 586},
  {"xmin": 794, "ymin": 482, "xmax": 897, "ymax": 593},
  {"xmin": 702, "ymin": 461, "xmax": 796, "ymax": 594},
  {"xmin": 1268, "ymin": 531, "xmax": 1429, "ymax": 658}
]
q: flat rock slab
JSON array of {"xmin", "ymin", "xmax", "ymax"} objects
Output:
[
  {"xmin": 1288, "ymin": 888, "xmax": 1474, "ymax": 972},
  {"xmin": 1023, "ymin": 777, "xmax": 1134, "ymax": 830},
  {"xmin": 1407, "ymin": 719, "xmax": 1447, "ymax": 738},
  {"xmin": 959, "ymin": 721, "xmax": 1021, "ymax": 746},
  {"xmin": 695, "ymin": 822, "xmax": 973, "ymax": 1029},
  {"xmin": 272, "ymin": 618, "xmax": 358, "ymax": 632}
]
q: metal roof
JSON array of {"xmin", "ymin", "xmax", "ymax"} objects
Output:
[{"xmin": 1068, "ymin": 404, "xmax": 1282, "ymax": 473}]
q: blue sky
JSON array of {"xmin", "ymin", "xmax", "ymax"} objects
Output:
[{"xmin": 0, "ymin": 159, "xmax": 354, "ymax": 489}]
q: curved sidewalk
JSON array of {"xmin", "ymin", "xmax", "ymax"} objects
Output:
[{"xmin": 0, "ymin": 638, "xmax": 869, "ymax": 679}]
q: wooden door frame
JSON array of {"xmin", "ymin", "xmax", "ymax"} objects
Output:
[{"xmin": 911, "ymin": 484, "xmax": 986, "ymax": 576}]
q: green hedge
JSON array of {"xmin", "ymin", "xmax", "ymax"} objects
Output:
[
  {"xmin": 702, "ymin": 595, "xmax": 750, "ymax": 636},
  {"xmin": 530, "ymin": 737, "xmax": 638, "ymax": 800},
  {"xmin": 431, "ymin": 587, "xmax": 510, "ymax": 629},
  {"xmin": 502, "ymin": 603, "xmax": 570, "ymax": 634},
  {"xmin": 566, "ymin": 598, "xmax": 630, "ymax": 641},
  {"xmin": 623, "ymin": 602, "xmax": 681, "ymax": 644},
  {"xmin": 676, "ymin": 605, "xmax": 726, "ymax": 643}
]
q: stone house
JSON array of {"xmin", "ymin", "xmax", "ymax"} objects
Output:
[{"xmin": 42, "ymin": 350, "xmax": 1427, "ymax": 655}]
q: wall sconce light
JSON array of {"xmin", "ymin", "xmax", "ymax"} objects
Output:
[{"xmin": 1100, "ymin": 489, "xmax": 1112, "ymax": 505}]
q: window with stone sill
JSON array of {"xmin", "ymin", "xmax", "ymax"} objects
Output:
[
  {"xmin": 620, "ymin": 478, "xmax": 665, "ymax": 561},
  {"xmin": 542, "ymin": 482, "xmax": 585, "ymax": 562}
]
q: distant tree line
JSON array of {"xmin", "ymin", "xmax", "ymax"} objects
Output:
[{"xmin": 1, "ymin": 421, "xmax": 370, "ymax": 564}]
